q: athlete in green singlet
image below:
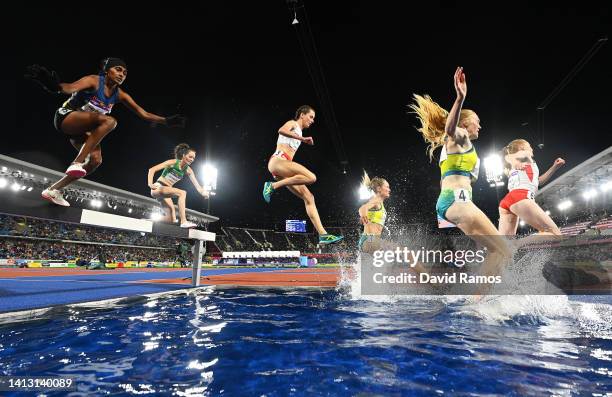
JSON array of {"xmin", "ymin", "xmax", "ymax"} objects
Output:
[
  {"xmin": 358, "ymin": 171, "xmax": 389, "ymax": 253},
  {"xmin": 147, "ymin": 143, "xmax": 209, "ymax": 228},
  {"xmin": 357, "ymin": 171, "xmax": 427, "ymax": 274}
]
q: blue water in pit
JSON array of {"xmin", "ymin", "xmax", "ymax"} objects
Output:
[{"xmin": 1, "ymin": 288, "xmax": 611, "ymax": 396}]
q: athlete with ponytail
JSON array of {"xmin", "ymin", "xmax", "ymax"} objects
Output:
[
  {"xmin": 24, "ymin": 58, "xmax": 186, "ymax": 207},
  {"xmin": 148, "ymin": 144, "xmax": 209, "ymax": 228},
  {"xmin": 410, "ymin": 67, "xmax": 511, "ymax": 285},
  {"xmin": 358, "ymin": 171, "xmax": 390, "ymax": 252},
  {"xmin": 499, "ymin": 139, "xmax": 565, "ymax": 236},
  {"xmin": 358, "ymin": 171, "xmax": 427, "ymax": 274},
  {"xmin": 263, "ymin": 105, "xmax": 343, "ymax": 245}
]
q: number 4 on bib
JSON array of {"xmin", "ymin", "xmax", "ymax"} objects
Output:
[{"xmin": 454, "ymin": 189, "xmax": 471, "ymax": 202}]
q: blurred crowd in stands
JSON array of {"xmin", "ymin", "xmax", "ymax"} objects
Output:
[
  {"xmin": 0, "ymin": 214, "xmax": 178, "ymax": 247},
  {"xmin": 1, "ymin": 212, "xmax": 610, "ymax": 264},
  {"xmin": 559, "ymin": 215, "xmax": 612, "ymax": 236},
  {"xmin": 216, "ymin": 226, "xmax": 360, "ymax": 253},
  {"xmin": 0, "ymin": 238, "xmax": 175, "ymax": 263}
]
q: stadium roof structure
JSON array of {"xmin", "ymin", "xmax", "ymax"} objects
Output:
[
  {"xmin": 0, "ymin": 154, "xmax": 218, "ymax": 225},
  {"xmin": 537, "ymin": 146, "xmax": 612, "ymax": 219}
]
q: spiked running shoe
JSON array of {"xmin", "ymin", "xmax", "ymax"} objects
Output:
[
  {"xmin": 41, "ymin": 188, "xmax": 70, "ymax": 207},
  {"xmin": 65, "ymin": 162, "xmax": 87, "ymax": 178},
  {"xmin": 319, "ymin": 234, "xmax": 344, "ymax": 245},
  {"xmin": 263, "ymin": 181, "xmax": 275, "ymax": 203}
]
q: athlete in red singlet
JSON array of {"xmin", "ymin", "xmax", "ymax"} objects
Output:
[{"xmin": 498, "ymin": 139, "xmax": 565, "ymax": 236}]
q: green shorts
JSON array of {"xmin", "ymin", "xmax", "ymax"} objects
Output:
[
  {"xmin": 358, "ymin": 234, "xmax": 381, "ymax": 251},
  {"xmin": 436, "ymin": 188, "xmax": 472, "ymax": 222}
]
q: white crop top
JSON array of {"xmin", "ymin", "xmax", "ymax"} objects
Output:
[{"xmin": 277, "ymin": 122, "xmax": 302, "ymax": 151}]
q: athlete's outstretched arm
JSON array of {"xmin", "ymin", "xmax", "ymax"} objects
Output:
[
  {"xmin": 119, "ymin": 91, "xmax": 185, "ymax": 127},
  {"xmin": 445, "ymin": 67, "xmax": 467, "ymax": 141},
  {"xmin": 539, "ymin": 158, "xmax": 565, "ymax": 185},
  {"xmin": 148, "ymin": 160, "xmax": 174, "ymax": 188},
  {"xmin": 58, "ymin": 75, "xmax": 98, "ymax": 95},
  {"xmin": 25, "ymin": 64, "xmax": 96, "ymax": 94},
  {"xmin": 187, "ymin": 168, "xmax": 209, "ymax": 198},
  {"xmin": 358, "ymin": 196, "xmax": 383, "ymax": 225}
]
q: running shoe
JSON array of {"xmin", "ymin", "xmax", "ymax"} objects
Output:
[
  {"xmin": 319, "ymin": 234, "xmax": 344, "ymax": 244},
  {"xmin": 263, "ymin": 181, "xmax": 274, "ymax": 203},
  {"xmin": 41, "ymin": 188, "xmax": 70, "ymax": 207},
  {"xmin": 65, "ymin": 162, "xmax": 87, "ymax": 178}
]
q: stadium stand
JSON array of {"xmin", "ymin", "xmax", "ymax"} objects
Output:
[
  {"xmin": 592, "ymin": 215, "xmax": 612, "ymax": 235},
  {"xmin": 560, "ymin": 221, "xmax": 593, "ymax": 236}
]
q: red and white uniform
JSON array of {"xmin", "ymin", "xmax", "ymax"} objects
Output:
[{"xmin": 499, "ymin": 163, "xmax": 539, "ymax": 213}]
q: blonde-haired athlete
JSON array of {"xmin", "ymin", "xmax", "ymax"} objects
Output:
[
  {"xmin": 358, "ymin": 171, "xmax": 390, "ymax": 252},
  {"xmin": 409, "ymin": 67, "xmax": 511, "ymax": 285},
  {"xmin": 358, "ymin": 171, "xmax": 427, "ymax": 274}
]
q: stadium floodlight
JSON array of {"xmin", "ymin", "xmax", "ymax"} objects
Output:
[
  {"xmin": 201, "ymin": 164, "xmax": 218, "ymax": 192},
  {"xmin": 519, "ymin": 220, "xmax": 526, "ymax": 227},
  {"xmin": 358, "ymin": 184, "xmax": 373, "ymax": 200},
  {"xmin": 0, "ymin": 177, "xmax": 7, "ymax": 189},
  {"xmin": 557, "ymin": 200, "xmax": 573, "ymax": 211},
  {"xmin": 582, "ymin": 189, "xmax": 598, "ymax": 200},
  {"xmin": 26, "ymin": 187, "xmax": 33, "ymax": 192},
  {"xmin": 545, "ymin": 210, "xmax": 551, "ymax": 216},
  {"xmin": 601, "ymin": 181, "xmax": 612, "ymax": 193},
  {"xmin": 11, "ymin": 182, "xmax": 20, "ymax": 192},
  {"xmin": 484, "ymin": 154, "xmax": 504, "ymax": 187},
  {"xmin": 201, "ymin": 164, "xmax": 218, "ymax": 217}
]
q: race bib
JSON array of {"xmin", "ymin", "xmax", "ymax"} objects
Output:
[{"xmin": 454, "ymin": 188, "xmax": 471, "ymax": 203}]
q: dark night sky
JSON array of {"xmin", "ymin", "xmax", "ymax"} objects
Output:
[{"xmin": 7, "ymin": 2, "xmax": 612, "ymax": 231}]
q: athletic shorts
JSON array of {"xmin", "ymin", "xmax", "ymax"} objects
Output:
[
  {"xmin": 53, "ymin": 107, "xmax": 75, "ymax": 132},
  {"xmin": 435, "ymin": 188, "xmax": 472, "ymax": 222},
  {"xmin": 499, "ymin": 189, "xmax": 535, "ymax": 214},
  {"xmin": 358, "ymin": 234, "xmax": 383, "ymax": 251},
  {"xmin": 269, "ymin": 150, "xmax": 292, "ymax": 178}
]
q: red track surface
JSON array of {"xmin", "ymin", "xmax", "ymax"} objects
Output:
[
  {"xmin": 0, "ymin": 267, "xmax": 354, "ymax": 288},
  {"xmin": 143, "ymin": 268, "xmax": 352, "ymax": 287}
]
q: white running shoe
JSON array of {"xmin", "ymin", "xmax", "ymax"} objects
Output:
[
  {"xmin": 180, "ymin": 221, "xmax": 197, "ymax": 229},
  {"xmin": 65, "ymin": 163, "xmax": 87, "ymax": 178},
  {"xmin": 41, "ymin": 188, "xmax": 70, "ymax": 207}
]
